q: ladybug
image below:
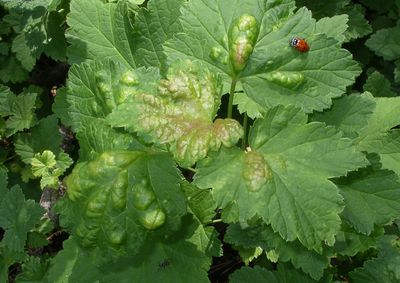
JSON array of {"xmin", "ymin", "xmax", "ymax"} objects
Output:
[{"xmin": 290, "ymin": 37, "xmax": 310, "ymax": 52}]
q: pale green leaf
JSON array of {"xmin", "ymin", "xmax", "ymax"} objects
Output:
[
  {"xmin": 165, "ymin": 0, "xmax": 360, "ymax": 112},
  {"xmin": 312, "ymin": 92, "xmax": 375, "ymax": 139},
  {"xmin": 350, "ymin": 236, "xmax": 400, "ymax": 282},
  {"xmin": 107, "ymin": 61, "xmax": 243, "ymax": 167},
  {"xmin": 233, "ymin": 92, "xmax": 264, "ymax": 119},
  {"xmin": 67, "ymin": 0, "xmax": 137, "ymax": 68},
  {"xmin": 366, "ymin": 24, "xmax": 400, "ymax": 61},
  {"xmin": 0, "ymin": 185, "xmax": 44, "ymax": 252},
  {"xmin": 31, "ymin": 150, "xmax": 57, "ymax": 177},
  {"xmin": 195, "ymin": 106, "xmax": 367, "ymax": 251},
  {"xmin": 363, "ymin": 71, "xmax": 396, "ymax": 97},
  {"xmin": 338, "ymin": 164, "xmax": 400, "ymax": 234},
  {"xmin": 315, "ymin": 15, "xmax": 348, "ymax": 43},
  {"xmin": 14, "ymin": 115, "xmax": 62, "ymax": 164}
]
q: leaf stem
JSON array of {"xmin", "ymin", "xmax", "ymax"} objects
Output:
[
  {"xmin": 227, "ymin": 79, "xmax": 237, "ymax": 118},
  {"xmin": 241, "ymin": 113, "xmax": 248, "ymax": 149}
]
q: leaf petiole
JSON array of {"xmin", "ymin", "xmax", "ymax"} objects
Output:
[{"xmin": 227, "ymin": 79, "xmax": 237, "ymax": 118}]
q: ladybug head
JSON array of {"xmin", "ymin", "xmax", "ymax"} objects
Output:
[{"xmin": 290, "ymin": 38, "xmax": 299, "ymax": 46}]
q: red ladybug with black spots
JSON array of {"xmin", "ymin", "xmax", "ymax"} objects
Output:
[{"xmin": 290, "ymin": 37, "xmax": 310, "ymax": 52}]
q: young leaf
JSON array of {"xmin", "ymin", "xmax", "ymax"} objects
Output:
[
  {"xmin": 14, "ymin": 115, "xmax": 62, "ymax": 164},
  {"xmin": 366, "ymin": 23, "xmax": 400, "ymax": 61},
  {"xmin": 67, "ymin": 0, "xmax": 137, "ymax": 67},
  {"xmin": 349, "ymin": 236, "xmax": 400, "ymax": 282},
  {"xmin": 0, "ymin": 185, "xmax": 44, "ymax": 252},
  {"xmin": 57, "ymin": 151, "xmax": 187, "ymax": 256},
  {"xmin": 164, "ymin": 0, "xmax": 360, "ymax": 112},
  {"xmin": 337, "ymin": 164, "xmax": 400, "ymax": 235},
  {"xmin": 107, "ymin": 60, "xmax": 243, "ymax": 167},
  {"xmin": 195, "ymin": 105, "xmax": 367, "ymax": 251}
]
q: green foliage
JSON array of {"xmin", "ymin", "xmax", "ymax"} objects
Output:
[{"xmin": 1, "ymin": 0, "xmax": 400, "ymax": 281}]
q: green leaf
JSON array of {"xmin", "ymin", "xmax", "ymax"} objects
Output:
[
  {"xmin": 225, "ymin": 222, "xmax": 332, "ymax": 280},
  {"xmin": 230, "ymin": 264, "xmax": 317, "ymax": 283},
  {"xmin": 66, "ymin": 60, "xmax": 158, "ymax": 132},
  {"xmin": 52, "ymin": 87, "xmax": 72, "ymax": 127},
  {"xmin": 395, "ymin": 60, "xmax": 400, "ymax": 84},
  {"xmin": 43, "ymin": 11, "xmax": 67, "ymax": 61},
  {"xmin": 0, "ymin": 54, "xmax": 29, "ymax": 83},
  {"xmin": 181, "ymin": 182, "xmax": 222, "ymax": 257},
  {"xmin": 195, "ymin": 106, "xmax": 367, "ymax": 251},
  {"xmin": 350, "ymin": 236, "xmax": 400, "ymax": 282},
  {"xmin": 337, "ymin": 161, "xmax": 400, "ymax": 234},
  {"xmin": 0, "ymin": 165, "xmax": 7, "ymax": 197},
  {"xmin": 57, "ymin": 151, "xmax": 187, "ymax": 256},
  {"xmin": 366, "ymin": 23, "xmax": 400, "ymax": 61},
  {"xmin": 44, "ymin": 237, "xmax": 101, "ymax": 283},
  {"xmin": 14, "ymin": 115, "xmax": 62, "ymax": 164},
  {"xmin": 67, "ymin": 0, "xmax": 137, "ymax": 68},
  {"xmin": 164, "ymin": 0, "xmax": 360, "ymax": 112},
  {"xmin": 133, "ymin": 0, "xmax": 184, "ymax": 73},
  {"xmin": 334, "ymin": 223, "xmax": 383, "ymax": 256},
  {"xmin": 0, "ymin": 185, "xmax": 44, "ymax": 252},
  {"xmin": 295, "ymin": 0, "xmax": 349, "ymax": 19},
  {"xmin": 77, "ymin": 121, "xmax": 145, "ymax": 162},
  {"xmin": 315, "ymin": 15, "xmax": 348, "ymax": 43},
  {"xmin": 363, "ymin": 71, "xmax": 396, "ymax": 97},
  {"xmin": 108, "ymin": 60, "xmax": 243, "ymax": 167},
  {"xmin": 31, "ymin": 150, "xmax": 57, "ymax": 177},
  {"xmin": 312, "ymin": 92, "xmax": 376, "ymax": 139},
  {"xmin": 357, "ymin": 97, "xmax": 400, "ymax": 151},
  {"xmin": 15, "ymin": 256, "xmax": 48, "ymax": 283},
  {"xmin": 0, "ymin": 86, "xmax": 37, "ymax": 137},
  {"xmin": 233, "ymin": 92, "xmax": 264, "ymax": 119},
  {"xmin": 99, "ymin": 233, "xmax": 211, "ymax": 283},
  {"xmin": 343, "ymin": 4, "xmax": 372, "ymax": 41}
]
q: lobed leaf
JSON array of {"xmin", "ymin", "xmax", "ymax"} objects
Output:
[
  {"xmin": 195, "ymin": 105, "xmax": 367, "ymax": 251},
  {"xmin": 366, "ymin": 23, "xmax": 400, "ymax": 61}
]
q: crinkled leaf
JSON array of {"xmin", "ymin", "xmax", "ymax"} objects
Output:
[
  {"xmin": 31, "ymin": 150, "xmax": 57, "ymax": 177},
  {"xmin": 108, "ymin": 61, "xmax": 243, "ymax": 167},
  {"xmin": 337, "ymin": 162, "xmax": 400, "ymax": 235},
  {"xmin": 57, "ymin": 151, "xmax": 186, "ymax": 256},
  {"xmin": 77, "ymin": 120, "xmax": 145, "ymax": 162},
  {"xmin": 133, "ymin": 0, "xmax": 184, "ymax": 73},
  {"xmin": 225, "ymin": 222, "xmax": 332, "ymax": 280},
  {"xmin": 67, "ymin": 0, "xmax": 137, "ymax": 68},
  {"xmin": 363, "ymin": 71, "xmax": 396, "ymax": 97},
  {"xmin": 0, "ymin": 185, "xmax": 44, "ymax": 252},
  {"xmin": 14, "ymin": 115, "xmax": 62, "ymax": 164},
  {"xmin": 315, "ymin": 15, "xmax": 348, "ymax": 43},
  {"xmin": 312, "ymin": 92, "xmax": 376, "ymax": 139},
  {"xmin": 230, "ymin": 264, "xmax": 317, "ymax": 283},
  {"xmin": 366, "ymin": 24, "xmax": 400, "ymax": 61},
  {"xmin": 350, "ymin": 236, "xmax": 400, "ymax": 282},
  {"xmin": 66, "ymin": 60, "xmax": 159, "ymax": 132},
  {"xmin": 165, "ymin": 0, "xmax": 360, "ymax": 113},
  {"xmin": 334, "ymin": 223, "xmax": 383, "ymax": 256},
  {"xmin": 195, "ymin": 106, "xmax": 367, "ymax": 251}
]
